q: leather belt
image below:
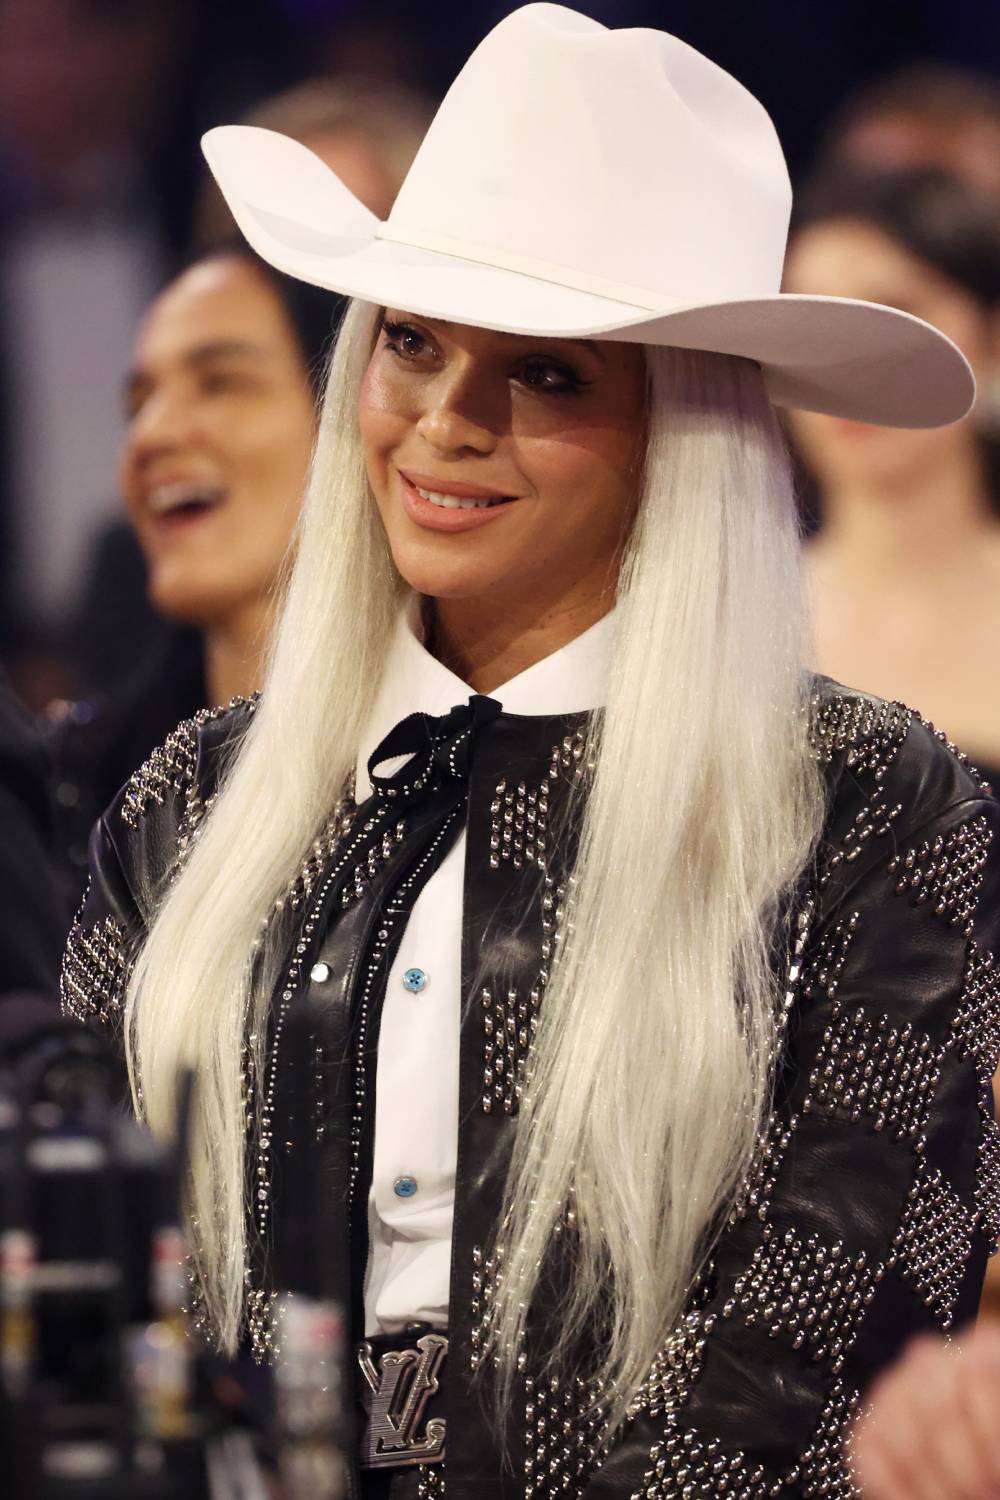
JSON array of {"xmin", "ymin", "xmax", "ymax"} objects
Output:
[{"xmin": 357, "ymin": 1331, "xmax": 448, "ymax": 1469}]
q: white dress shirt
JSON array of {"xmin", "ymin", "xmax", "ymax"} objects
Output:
[{"xmin": 357, "ymin": 602, "xmax": 615, "ymax": 1335}]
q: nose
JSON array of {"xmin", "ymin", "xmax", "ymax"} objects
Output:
[
  {"xmin": 124, "ymin": 384, "xmax": 199, "ymax": 471},
  {"xmin": 415, "ymin": 361, "xmax": 502, "ymax": 457}
]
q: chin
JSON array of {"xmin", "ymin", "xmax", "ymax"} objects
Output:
[
  {"xmin": 389, "ymin": 547, "xmax": 512, "ymax": 603},
  {"xmin": 147, "ymin": 574, "xmax": 222, "ymax": 630},
  {"xmin": 813, "ymin": 425, "xmax": 943, "ymax": 488}
]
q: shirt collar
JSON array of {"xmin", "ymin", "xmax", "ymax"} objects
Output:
[{"xmin": 355, "ymin": 598, "xmax": 615, "ymax": 800}]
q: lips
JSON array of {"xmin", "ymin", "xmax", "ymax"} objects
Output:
[
  {"xmin": 411, "ymin": 481, "xmax": 509, "ymax": 511},
  {"xmin": 146, "ymin": 480, "xmax": 226, "ymax": 523},
  {"xmin": 398, "ymin": 471, "xmax": 521, "ymax": 533}
]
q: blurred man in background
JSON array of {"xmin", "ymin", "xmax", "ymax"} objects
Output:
[
  {"xmin": 196, "ymin": 77, "xmax": 433, "ymax": 239},
  {"xmin": 823, "ymin": 64, "xmax": 1000, "ymax": 198}
]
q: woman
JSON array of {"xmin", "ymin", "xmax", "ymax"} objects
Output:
[
  {"xmin": 60, "ymin": 8, "xmax": 1000, "ymax": 1497},
  {"xmin": 782, "ymin": 167, "xmax": 1000, "ymax": 782},
  {"xmin": 51, "ymin": 247, "xmax": 338, "ymax": 896}
]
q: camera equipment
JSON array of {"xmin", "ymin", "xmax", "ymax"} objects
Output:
[
  {"xmin": 0, "ymin": 1002, "xmax": 209, "ymax": 1497},
  {"xmin": 0, "ymin": 994, "xmax": 350, "ymax": 1499}
]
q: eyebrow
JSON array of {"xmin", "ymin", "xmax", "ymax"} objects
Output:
[
  {"xmin": 123, "ymin": 340, "xmax": 271, "ymax": 398},
  {"xmin": 561, "ymin": 337, "xmax": 607, "ymax": 365},
  {"xmin": 184, "ymin": 339, "xmax": 271, "ymax": 365}
]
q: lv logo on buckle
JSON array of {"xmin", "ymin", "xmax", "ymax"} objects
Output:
[{"xmin": 358, "ymin": 1333, "xmax": 448, "ymax": 1467}]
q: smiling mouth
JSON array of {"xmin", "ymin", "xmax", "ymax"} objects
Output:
[
  {"xmin": 147, "ymin": 480, "xmax": 226, "ymax": 520},
  {"xmin": 410, "ymin": 482, "xmax": 515, "ymax": 511}
]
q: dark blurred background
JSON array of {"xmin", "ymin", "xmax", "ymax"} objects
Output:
[{"xmin": 1, "ymin": 0, "xmax": 999, "ymax": 711}]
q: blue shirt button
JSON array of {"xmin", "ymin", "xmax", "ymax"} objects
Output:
[
  {"xmin": 394, "ymin": 1175, "xmax": 418, "ymax": 1199},
  {"xmin": 402, "ymin": 967, "xmax": 428, "ymax": 993}
]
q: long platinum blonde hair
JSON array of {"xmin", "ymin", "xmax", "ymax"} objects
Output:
[{"xmin": 124, "ymin": 299, "xmax": 824, "ymax": 1422}]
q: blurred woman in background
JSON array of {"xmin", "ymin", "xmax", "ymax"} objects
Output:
[
  {"xmin": 785, "ymin": 170, "xmax": 1000, "ymax": 1326},
  {"xmin": 783, "ymin": 167, "xmax": 1000, "ymax": 781},
  {"xmin": 119, "ymin": 249, "xmax": 332, "ymax": 707},
  {"xmin": 52, "ymin": 249, "xmax": 336, "ymax": 897}
]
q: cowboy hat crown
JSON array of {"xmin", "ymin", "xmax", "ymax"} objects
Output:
[
  {"xmin": 202, "ymin": 2, "xmax": 974, "ymax": 428},
  {"xmin": 384, "ymin": 4, "xmax": 790, "ymax": 307}
]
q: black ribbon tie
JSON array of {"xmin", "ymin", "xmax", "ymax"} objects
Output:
[{"xmin": 367, "ymin": 694, "xmax": 503, "ymax": 807}]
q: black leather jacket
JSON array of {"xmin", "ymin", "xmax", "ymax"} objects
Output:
[{"xmin": 61, "ymin": 677, "xmax": 1000, "ymax": 1499}]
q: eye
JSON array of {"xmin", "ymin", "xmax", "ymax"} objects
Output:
[
  {"xmin": 381, "ymin": 318, "xmax": 431, "ymax": 362},
  {"xmin": 123, "ymin": 375, "xmax": 151, "ymax": 421},
  {"xmin": 517, "ymin": 357, "xmax": 589, "ymax": 394},
  {"xmin": 199, "ymin": 369, "xmax": 253, "ymax": 395}
]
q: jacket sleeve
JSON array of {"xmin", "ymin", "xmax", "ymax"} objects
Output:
[
  {"xmin": 59, "ymin": 812, "xmax": 145, "ymax": 1040},
  {"xmin": 59, "ymin": 697, "xmax": 257, "ymax": 1041},
  {"xmin": 586, "ymin": 709, "xmax": 1000, "ymax": 1499}
]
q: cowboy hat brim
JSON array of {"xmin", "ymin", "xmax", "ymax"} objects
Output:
[{"xmin": 202, "ymin": 125, "xmax": 975, "ymax": 430}]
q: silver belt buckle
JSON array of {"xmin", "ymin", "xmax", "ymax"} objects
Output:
[{"xmin": 358, "ymin": 1332, "xmax": 447, "ymax": 1468}]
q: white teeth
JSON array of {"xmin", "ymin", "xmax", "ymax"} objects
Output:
[
  {"xmin": 414, "ymin": 483, "xmax": 505, "ymax": 510},
  {"xmin": 147, "ymin": 481, "xmax": 224, "ymax": 515}
]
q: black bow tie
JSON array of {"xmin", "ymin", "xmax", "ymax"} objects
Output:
[{"xmin": 367, "ymin": 694, "xmax": 503, "ymax": 807}]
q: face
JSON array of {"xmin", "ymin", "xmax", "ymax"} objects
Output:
[
  {"xmin": 120, "ymin": 256, "xmax": 318, "ymax": 628},
  {"xmin": 357, "ymin": 312, "xmax": 647, "ymax": 612},
  {"xmin": 836, "ymin": 114, "xmax": 1000, "ymax": 197},
  {"xmin": 782, "ymin": 219, "xmax": 994, "ymax": 490}
]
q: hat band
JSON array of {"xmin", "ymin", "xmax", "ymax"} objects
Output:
[{"xmin": 375, "ymin": 222, "xmax": 698, "ymax": 314}]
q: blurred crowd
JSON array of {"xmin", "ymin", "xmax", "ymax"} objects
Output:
[
  {"xmin": 2, "ymin": 2, "xmax": 999, "ymax": 725},
  {"xmin": 1, "ymin": 3, "xmax": 1000, "ymax": 1493}
]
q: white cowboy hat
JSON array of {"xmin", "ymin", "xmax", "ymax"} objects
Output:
[{"xmin": 201, "ymin": 2, "xmax": 974, "ymax": 429}]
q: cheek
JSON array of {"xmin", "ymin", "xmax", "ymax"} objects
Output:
[
  {"xmin": 117, "ymin": 439, "xmax": 158, "ymax": 550},
  {"xmin": 118, "ymin": 443, "xmax": 141, "ymax": 521},
  {"xmin": 221, "ymin": 405, "xmax": 312, "ymax": 498},
  {"xmin": 523, "ymin": 438, "xmax": 594, "ymax": 503},
  {"xmin": 786, "ymin": 411, "xmax": 832, "ymax": 458},
  {"xmin": 358, "ymin": 362, "xmax": 415, "ymax": 483},
  {"xmin": 210, "ymin": 408, "xmax": 268, "ymax": 476},
  {"xmin": 786, "ymin": 411, "xmax": 870, "ymax": 471},
  {"xmin": 933, "ymin": 305, "xmax": 990, "ymax": 371},
  {"xmin": 518, "ymin": 417, "xmax": 642, "ymax": 515},
  {"xmin": 791, "ymin": 410, "xmax": 941, "ymax": 476}
]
